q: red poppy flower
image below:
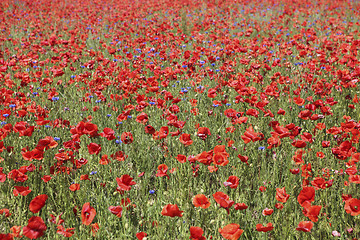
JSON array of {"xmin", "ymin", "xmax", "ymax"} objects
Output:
[
  {"xmin": 297, "ymin": 186, "xmax": 315, "ymax": 207},
  {"xmin": 87, "ymin": 143, "xmax": 101, "ymax": 155},
  {"xmin": 213, "ymin": 192, "xmax": 234, "ymax": 214},
  {"xmin": 57, "ymin": 225, "xmax": 75, "ymax": 238},
  {"xmin": 234, "ymin": 203, "xmax": 248, "ymax": 210},
  {"xmin": 80, "ymin": 174, "xmax": 90, "ymax": 181},
  {"xmin": 144, "ymin": 125, "xmax": 155, "ymax": 135},
  {"xmin": 99, "ymin": 155, "xmax": 110, "ymax": 165},
  {"xmin": 213, "ymin": 153, "xmax": 229, "ymax": 166},
  {"xmin": 349, "ymin": 175, "xmax": 360, "ymax": 183},
  {"xmin": 161, "ymin": 204, "xmax": 183, "ymax": 217},
  {"xmin": 23, "ymin": 216, "xmax": 47, "ymax": 239},
  {"xmin": 275, "ymin": 187, "xmax": 290, "ymax": 203},
  {"xmin": 291, "ymin": 139, "xmax": 307, "ymax": 148},
  {"xmin": 277, "ymin": 108, "xmax": 286, "ymax": 115},
  {"xmin": 193, "ymin": 194, "xmax": 211, "ymax": 209},
  {"xmin": 293, "ymin": 96, "xmax": 305, "ymax": 106},
  {"xmin": 311, "ymin": 177, "xmax": 326, "ymax": 190},
  {"xmin": 237, "ymin": 154, "xmax": 249, "ymax": 165},
  {"xmin": 197, "ymin": 127, "xmax": 211, "ymax": 140},
  {"xmin": 196, "ymin": 151, "xmax": 213, "ymax": 165},
  {"xmin": 36, "ymin": 136, "xmax": 58, "ymax": 150},
  {"xmin": 224, "ymin": 108, "xmax": 238, "ymax": 119},
  {"xmin": 0, "ymin": 167, "xmax": 6, "ymax": 183},
  {"xmin": 41, "ymin": 175, "xmax": 51, "ymax": 183},
  {"xmin": 256, "ymin": 223, "xmax": 274, "ymax": 232},
  {"xmin": 267, "ymin": 136, "xmax": 281, "ymax": 149},
  {"xmin": 316, "ymin": 151, "xmax": 325, "ymax": 158},
  {"xmin": 156, "ymin": 164, "xmax": 169, "ymax": 179},
  {"xmin": 176, "ymin": 154, "xmax": 187, "ymax": 163},
  {"xmin": 331, "ymin": 141, "xmax": 355, "ymax": 160},
  {"xmin": 224, "ymin": 176, "xmax": 239, "ymax": 189},
  {"xmin": 136, "ymin": 232, "xmax": 147, "ymax": 240},
  {"xmin": 302, "ymin": 202, "xmax": 322, "ymax": 222},
  {"xmin": 69, "ymin": 183, "xmax": 80, "ymax": 192},
  {"xmin": 136, "ymin": 112, "xmax": 149, "ymax": 124},
  {"xmin": 120, "ymin": 198, "xmax": 136, "ymax": 209},
  {"xmin": 100, "ymin": 128, "xmax": 116, "ymax": 140},
  {"xmin": 241, "ymin": 125, "xmax": 263, "ymax": 143},
  {"xmin": 49, "ymin": 213, "xmax": 64, "ymax": 225},
  {"xmin": 275, "ymin": 203, "xmax": 284, "ymax": 210},
  {"xmin": 207, "ymin": 88, "xmax": 217, "ymax": 98},
  {"xmin": 116, "ymin": 175, "xmax": 136, "ymax": 191},
  {"xmin": 0, "ymin": 233, "xmax": 11, "ymax": 240},
  {"xmin": 13, "ymin": 121, "xmax": 35, "ymax": 137},
  {"xmin": 91, "ymin": 222, "xmax": 99, "ymax": 237},
  {"xmin": 296, "ymin": 221, "xmax": 313, "ymax": 232},
  {"xmin": 108, "ymin": 206, "xmax": 123, "ymax": 218},
  {"xmin": 0, "ymin": 208, "xmax": 10, "ymax": 217},
  {"xmin": 259, "ymin": 186, "xmax": 266, "ymax": 192},
  {"xmin": 208, "ymin": 165, "xmax": 218, "ymax": 172},
  {"xmin": 81, "ymin": 202, "xmax": 96, "ymax": 225},
  {"xmin": 345, "ymin": 166, "xmax": 357, "ymax": 176},
  {"xmin": 322, "ymin": 141, "xmax": 330, "ymax": 148},
  {"xmin": 189, "ymin": 226, "xmax": 206, "ymax": 240},
  {"xmin": 290, "ymin": 168, "xmax": 300, "ymax": 174},
  {"xmin": 22, "ymin": 148, "xmax": 44, "ymax": 161},
  {"xmin": 272, "ymin": 124, "xmax": 291, "ymax": 138},
  {"xmin": 298, "ymin": 110, "xmax": 312, "ymax": 120},
  {"xmin": 218, "ymin": 223, "xmax": 243, "ymax": 240},
  {"xmin": 262, "ymin": 208, "xmax": 274, "ymax": 216},
  {"xmin": 13, "ymin": 186, "xmax": 31, "ymax": 196},
  {"xmin": 29, "ymin": 194, "xmax": 48, "ymax": 213},
  {"xmin": 7, "ymin": 169, "xmax": 28, "ymax": 182},
  {"xmin": 344, "ymin": 197, "xmax": 360, "ymax": 216},
  {"xmin": 83, "ymin": 122, "xmax": 98, "ymax": 137},
  {"xmin": 121, "ymin": 132, "xmax": 133, "ymax": 144},
  {"xmin": 179, "ymin": 133, "xmax": 193, "ymax": 146},
  {"xmin": 246, "ymin": 108, "xmax": 259, "ymax": 118},
  {"xmin": 158, "ymin": 126, "xmax": 169, "ymax": 139},
  {"xmin": 110, "ymin": 151, "xmax": 128, "ymax": 161},
  {"xmin": 10, "ymin": 225, "xmax": 21, "ymax": 238}
]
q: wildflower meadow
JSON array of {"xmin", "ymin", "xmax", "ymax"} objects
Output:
[{"xmin": 0, "ymin": 0, "xmax": 360, "ymax": 239}]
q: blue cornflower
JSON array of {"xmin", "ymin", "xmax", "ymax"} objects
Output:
[{"xmin": 149, "ymin": 190, "xmax": 156, "ymax": 194}]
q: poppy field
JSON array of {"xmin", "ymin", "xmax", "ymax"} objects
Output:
[{"xmin": 1, "ymin": 0, "xmax": 360, "ymax": 239}]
